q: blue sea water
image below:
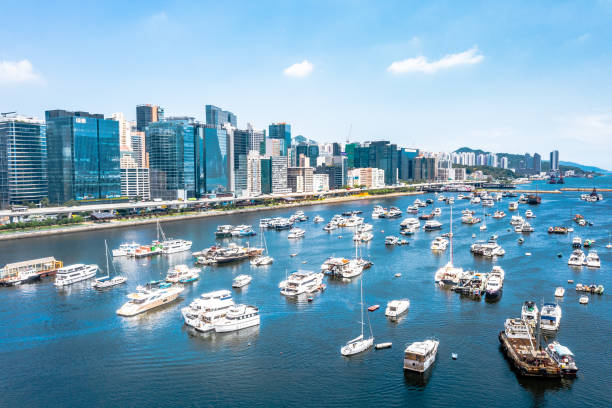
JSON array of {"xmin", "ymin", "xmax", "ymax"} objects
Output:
[{"xmin": 0, "ymin": 177, "xmax": 611, "ymax": 407}]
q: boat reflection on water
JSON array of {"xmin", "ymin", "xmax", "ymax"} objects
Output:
[
  {"xmin": 516, "ymin": 375, "xmax": 574, "ymax": 406},
  {"xmin": 403, "ymin": 367, "xmax": 434, "ymax": 389}
]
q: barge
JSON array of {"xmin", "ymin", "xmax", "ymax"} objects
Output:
[{"xmin": 1, "ymin": 257, "xmax": 63, "ymax": 286}]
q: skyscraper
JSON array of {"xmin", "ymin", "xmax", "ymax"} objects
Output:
[
  {"xmin": 398, "ymin": 148, "xmax": 418, "ymax": 181},
  {"xmin": 268, "ymin": 123, "xmax": 291, "ymax": 156},
  {"xmin": 136, "ymin": 104, "xmax": 164, "ymax": 132},
  {"xmin": 533, "ymin": 153, "xmax": 542, "ymax": 173},
  {"xmin": 146, "ymin": 118, "xmax": 204, "ymax": 200},
  {"xmin": 204, "ymin": 125, "xmax": 231, "ymax": 193},
  {"xmin": 206, "ymin": 105, "xmax": 237, "ymax": 127},
  {"xmin": 233, "ymin": 129, "xmax": 249, "ymax": 195},
  {"xmin": 46, "ymin": 110, "xmax": 121, "ymax": 203},
  {"xmin": 0, "ymin": 114, "xmax": 48, "ymax": 208},
  {"xmin": 550, "ymin": 150, "xmax": 559, "ymax": 171},
  {"xmin": 111, "ymin": 112, "xmax": 131, "ymax": 151}
]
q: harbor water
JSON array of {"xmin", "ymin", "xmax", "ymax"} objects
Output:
[{"xmin": 1, "ymin": 177, "xmax": 611, "ymax": 407}]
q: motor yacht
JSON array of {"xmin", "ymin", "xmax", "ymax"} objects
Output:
[
  {"xmin": 372, "ymin": 205, "xmax": 386, "ymax": 219},
  {"xmin": 585, "ymin": 250, "xmax": 600, "ymax": 268},
  {"xmin": 525, "ymin": 210, "xmax": 535, "ymax": 218},
  {"xmin": 287, "ymin": 227, "xmax": 306, "ymax": 239},
  {"xmin": 280, "ymin": 271, "xmax": 324, "ymax": 296},
  {"xmin": 387, "ymin": 207, "xmax": 402, "ymax": 218},
  {"xmin": 510, "ymin": 215, "xmax": 524, "ymax": 225},
  {"xmin": 521, "ymin": 301, "xmax": 539, "ymax": 326},
  {"xmin": 116, "ymin": 284, "xmax": 184, "ymax": 316},
  {"xmin": 400, "ymin": 218, "xmax": 420, "ymax": 229},
  {"xmin": 554, "ymin": 287, "xmax": 565, "ymax": 297},
  {"xmin": 345, "ymin": 215, "xmax": 365, "ymax": 227},
  {"xmin": 231, "ymin": 225, "xmax": 256, "ymax": 237},
  {"xmin": 385, "ymin": 236, "xmax": 400, "ymax": 245},
  {"xmin": 313, "ymin": 215, "xmax": 324, "ymax": 223},
  {"xmin": 406, "ymin": 205, "xmax": 419, "ymax": 214},
  {"xmin": 485, "ymin": 274, "xmax": 503, "ymax": 299},
  {"xmin": 112, "ymin": 242, "xmax": 140, "ymax": 257},
  {"xmin": 385, "ymin": 299, "xmax": 410, "ymax": 319},
  {"xmin": 509, "ymin": 202, "xmax": 519, "ymax": 211},
  {"xmin": 323, "ymin": 222, "xmax": 338, "ymax": 231},
  {"xmin": 571, "ymin": 236, "xmax": 582, "ymax": 248},
  {"xmin": 54, "ymin": 264, "xmax": 98, "ymax": 287},
  {"xmin": 540, "ymin": 303, "xmax": 562, "ymax": 332},
  {"xmin": 188, "ymin": 300, "xmax": 236, "ymax": 332},
  {"xmin": 259, "ymin": 218, "xmax": 271, "ymax": 228},
  {"xmin": 579, "ymin": 295, "xmax": 589, "ymax": 305},
  {"xmin": 214, "ymin": 304, "xmax": 260, "ymax": 332},
  {"xmin": 215, "ymin": 225, "xmax": 234, "ymax": 238},
  {"xmin": 161, "ymin": 239, "xmax": 192, "ymax": 254},
  {"xmin": 403, "ymin": 340, "xmax": 439, "ymax": 373},
  {"xmin": 568, "ymin": 249, "xmax": 585, "ymax": 266},
  {"xmin": 430, "ymin": 236, "xmax": 449, "ymax": 251},
  {"xmin": 423, "ymin": 220, "xmax": 443, "ymax": 231},
  {"xmin": 357, "ymin": 223, "xmax": 373, "ymax": 232},
  {"xmin": 181, "ymin": 289, "xmax": 233, "ymax": 329},
  {"xmin": 165, "ymin": 264, "xmax": 200, "ymax": 283},
  {"xmin": 493, "ymin": 210, "xmax": 506, "ymax": 219},
  {"xmin": 251, "ymin": 255, "xmax": 273, "ymax": 266},
  {"xmin": 232, "ymin": 274, "xmax": 252, "ymax": 288},
  {"xmin": 433, "ymin": 208, "xmax": 442, "ymax": 216},
  {"xmin": 400, "ymin": 226, "xmax": 418, "ymax": 236},
  {"xmin": 520, "ymin": 222, "xmax": 535, "ymax": 233},
  {"xmin": 470, "ymin": 196, "xmax": 481, "ymax": 204}
]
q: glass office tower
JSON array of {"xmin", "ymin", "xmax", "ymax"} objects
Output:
[
  {"xmin": 136, "ymin": 104, "xmax": 164, "ymax": 132},
  {"xmin": 233, "ymin": 129, "xmax": 249, "ymax": 195},
  {"xmin": 268, "ymin": 123, "xmax": 291, "ymax": 156},
  {"xmin": 204, "ymin": 125, "xmax": 230, "ymax": 193},
  {"xmin": 206, "ymin": 105, "xmax": 237, "ymax": 127},
  {"xmin": 45, "ymin": 110, "xmax": 121, "ymax": 203},
  {"xmin": 146, "ymin": 119, "xmax": 204, "ymax": 200},
  {"xmin": 0, "ymin": 114, "xmax": 47, "ymax": 208}
]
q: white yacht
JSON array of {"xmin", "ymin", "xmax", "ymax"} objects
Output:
[
  {"xmin": 372, "ymin": 205, "xmax": 386, "ymax": 218},
  {"xmin": 403, "ymin": 340, "xmax": 439, "ymax": 373},
  {"xmin": 112, "ymin": 242, "xmax": 140, "ymax": 257},
  {"xmin": 357, "ymin": 223, "xmax": 373, "ymax": 232},
  {"xmin": 572, "ymin": 236, "xmax": 582, "ymax": 248},
  {"xmin": 579, "ymin": 295, "xmax": 589, "ymax": 305},
  {"xmin": 359, "ymin": 232, "xmax": 374, "ymax": 242},
  {"xmin": 54, "ymin": 264, "xmax": 98, "ymax": 287},
  {"xmin": 214, "ymin": 304, "xmax": 260, "ymax": 333},
  {"xmin": 232, "ymin": 274, "xmax": 252, "ymax": 288},
  {"xmin": 484, "ymin": 274, "xmax": 503, "ymax": 299},
  {"xmin": 520, "ymin": 222, "xmax": 535, "ymax": 233},
  {"xmin": 341, "ymin": 276, "xmax": 374, "ymax": 356},
  {"xmin": 434, "ymin": 207, "xmax": 466, "ymax": 285},
  {"xmin": 470, "ymin": 196, "xmax": 481, "ymax": 204},
  {"xmin": 4, "ymin": 269, "xmax": 41, "ymax": 286},
  {"xmin": 493, "ymin": 210, "xmax": 506, "ymax": 219},
  {"xmin": 540, "ymin": 303, "xmax": 562, "ymax": 332},
  {"xmin": 525, "ymin": 209, "xmax": 535, "ymax": 218},
  {"xmin": 430, "ymin": 236, "xmax": 449, "ymax": 251},
  {"xmin": 165, "ymin": 264, "xmax": 201, "ymax": 283},
  {"xmin": 345, "ymin": 215, "xmax": 364, "ymax": 227},
  {"xmin": 287, "ymin": 228, "xmax": 306, "ymax": 239},
  {"xmin": 510, "ymin": 215, "xmax": 524, "ymax": 225},
  {"xmin": 116, "ymin": 284, "xmax": 184, "ymax": 316},
  {"xmin": 181, "ymin": 289, "xmax": 233, "ymax": 329},
  {"xmin": 313, "ymin": 215, "xmax": 324, "ymax": 223},
  {"xmin": 188, "ymin": 299, "xmax": 236, "ymax": 332},
  {"xmin": 423, "ymin": 220, "xmax": 442, "ymax": 231},
  {"xmin": 385, "ymin": 299, "xmax": 410, "ymax": 319},
  {"xmin": 400, "ymin": 218, "xmax": 420, "ymax": 229},
  {"xmin": 433, "ymin": 208, "xmax": 442, "ymax": 216},
  {"xmin": 280, "ymin": 271, "xmax": 324, "ymax": 296},
  {"xmin": 161, "ymin": 239, "xmax": 193, "ymax": 254},
  {"xmin": 568, "ymin": 249, "xmax": 585, "ymax": 266},
  {"xmin": 406, "ymin": 205, "xmax": 419, "ymax": 214},
  {"xmin": 509, "ymin": 202, "xmax": 519, "ymax": 211},
  {"xmin": 521, "ymin": 301, "xmax": 539, "ymax": 326},
  {"xmin": 93, "ymin": 241, "xmax": 127, "ymax": 289},
  {"xmin": 585, "ymin": 250, "xmax": 600, "ymax": 268},
  {"xmin": 251, "ymin": 255, "xmax": 273, "ymax": 266},
  {"xmin": 554, "ymin": 287, "xmax": 565, "ymax": 297}
]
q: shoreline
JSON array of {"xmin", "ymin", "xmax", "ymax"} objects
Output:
[{"xmin": 0, "ymin": 190, "xmax": 422, "ymax": 241}]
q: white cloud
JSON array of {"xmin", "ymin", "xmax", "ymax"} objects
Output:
[
  {"xmin": 283, "ymin": 60, "xmax": 314, "ymax": 78},
  {"xmin": 387, "ymin": 46, "xmax": 484, "ymax": 74},
  {"xmin": 148, "ymin": 11, "xmax": 167, "ymax": 25},
  {"xmin": 0, "ymin": 60, "xmax": 43, "ymax": 85}
]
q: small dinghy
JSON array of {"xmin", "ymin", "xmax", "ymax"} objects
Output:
[
  {"xmin": 375, "ymin": 342, "xmax": 392, "ymax": 350},
  {"xmin": 451, "ymin": 353, "xmax": 458, "ymax": 360},
  {"xmin": 368, "ymin": 305, "xmax": 380, "ymax": 312}
]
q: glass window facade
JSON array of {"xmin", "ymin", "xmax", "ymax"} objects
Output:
[
  {"xmin": 45, "ymin": 110, "xmax": 121, "ymax": 203},
  {"xmin": 204, "ymin": 126, "xmax": 229, "ymax": 193},
  {"xmin": 0, "ymin": 116, "xmax": 47, "ymax": 208},
  {"xmin": 146, "ymin": 120, "xmax": 204, "ymax": 200},
  {"xmin": 268, "ymin": 123, "xmax": 291, "ymax": 156},
  {"xmin": 136, "ymin": 104, "xmax": 164, "ymax": 132},
  {"xmin": 206, "ymin": 105, "xmax": 237, "ymax": 127},
  {"xmin": 233, "ymin": 129, "xmax": 249, "ymax": 194}
]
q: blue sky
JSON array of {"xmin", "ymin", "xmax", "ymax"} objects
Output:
[{"xmin": 1, "ymin": 0, "xmax": 611, "ymax": 168}]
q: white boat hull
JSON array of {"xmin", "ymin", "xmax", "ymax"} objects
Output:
[
  {"xmin": 341, "ymin": 337, "xmax": 374, "ymax": 356},
  {"xmin": 214, "ymin": 315, "xmax": 260, "ymax": 333}
]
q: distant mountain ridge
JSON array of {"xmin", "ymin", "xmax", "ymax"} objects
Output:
[{"xmin": 454, "ymin": 147, "xmax": 609, "ymax": 173}]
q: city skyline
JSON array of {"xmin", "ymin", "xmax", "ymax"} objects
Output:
[{"xmin": 1, "ymin": 1, "xmax": 611, "ymax": 168}]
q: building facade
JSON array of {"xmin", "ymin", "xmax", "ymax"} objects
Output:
[
  {"xmin": 287, "ymin": 167, "xmax": 314, "ymax": 193},
  {"xmin": 206, "ymin": 105, "xmax": 237, "ymax": 127},
  {"xmin": 121, "ymin": 168, "xmax": 150, "ymax": 199},
  {"xmin": 312, "ymin": 173, "xmax": 329, "ymax": 192},
  {"xmin": 136, "ymin": 104, "xmax": 164, "ymax": 132},
  {"xmin": 0, "ymin": 114, "xmax": 48, "ymax": 208},
  {"xmin": 246, "ymin": 151, "xmax": 262, "ymax": 196},
  {"xmin": 204, "ymin": 125, "xmax": 230, "ymax": 193},
  {"xmin": 550, "ymin": 150, "xmax": 559, "ymax": 171},
  {"xmin": 268, "ymin": 123, "xmax": 291, "ymax": 156},
  {"xmin": 413, "ymin": 157, "xmax": 438, "ymax": 181},
  {"xmin": 347, "ymin": 168, "xmax": 385, "ymax": 188},
  {"xmin": 45, "ymin": 110, "xmax": 121, "ymax": 203}
]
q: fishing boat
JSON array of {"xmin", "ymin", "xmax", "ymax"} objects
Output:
[
  {"xmin": 385, "ymin": 299, "xmax": 410, "ymax": 319},
  {"xmin": 340, "ymin": 276, "xmax": 374, "ymax": 356},
  {"xmin": 232, "ymin": 274, "xmax": 252, "ymax": 288},
  {"xmin": 403, "ymin": 340, "xmax": 439, "ymax": 373},
  {"xmin": 93, "ymin": 241, "xmax": 127, "ymax": 289}
]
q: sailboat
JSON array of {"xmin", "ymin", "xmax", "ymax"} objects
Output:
[
  {"xmin": 92, "ymin": 240, "xmax": 127, "ymax": 289},
  {"xmin": 434, "ymin": 206, "xmax": 465, "ymax": 285},
  {"xmin": 251, "ymin": 227, "xmax": 274, "ymax": 265},
  {"xmin": 480, "ymin": 206, "xmax": 487, "ymax": 231},
  {"xmin": 340, "ymin": 276, "xmax": 374, "ymax": 356},
  {"xmin": 607, "ymin": 232, "xmax": 612, "ymax": 249}
]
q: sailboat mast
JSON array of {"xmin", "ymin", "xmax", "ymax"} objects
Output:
[
  {"xmin": 104, "ymin": 240, "xmax": 110, "ymax": 277},
  {"xmin": 450, "ymin": 205, "xmax": 453, "ymax": 265},
  {"xmin": 360, "ymin": 276, "xmax": 364, "ymax": 337}
]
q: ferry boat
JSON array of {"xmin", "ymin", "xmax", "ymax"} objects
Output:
[
  {"xmin": 423, "ymin": 220, "xmax": 442, "ymax": 231},
  {"xmin": 546, "ymin": 342, "xmax": 578, "ymax": 377},
  {"xmin": 166, "ymin": 264, "xmax": 200, "ymax": 283},
  {"xmin": 279, "ymin": 271, "xmax": 324, "ymax": 296},
  {"xmin": 385, "ymin": 299, "xmax": 410, "ymax": 319},
  {"xmin": 403, "ymin": 340, "xmax": 439, "ymax": 373},
  {"xmin": 585, "ymin": 250, "xmax": 600, "ymax": 268},
  {"xmin": 521, "ymin": 301, "xmax": 539, "ymax": 326},
  {"xmin": 54, "ymin": 264, "xmax": 98, "ymax": 287},
  {"xmin": 568, "ymin": 249, "xmax": 585, "ymax": 266},
  {"xmin": 116, "ymin": 284, "xmax": 184, "ymax": 316},
  {"xmin": 112, "ymin": 242, "xmax": 140, "ymax": 257},
  {"xmin": 215, "ymin": 225, "xmax": 234, "ymax": 238},
  {"xmin": 232, "ymin": 274, "xmax": 252, "ymax": 288},
  {"xmin": 540, "ymin": 303, "xmax": 562, "ymax": 332},
  {"xmin": 214, "ymin": 304, "xmax": 260, "ymax": 333}
]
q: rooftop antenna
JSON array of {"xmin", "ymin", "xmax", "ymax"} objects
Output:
[{"xmin": 346, "ymin": 124, "xmax": 352, "ymax": 143}]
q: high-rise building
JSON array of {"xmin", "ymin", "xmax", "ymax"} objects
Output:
[
  {"xmin": 46, "ymin": 110, "xmax": 121, "ymax": 203},
  {"xmin": 130, "ymin": 130, "xmax": 146, "ymax": 168},
  {"xmin": 111, "ymin": 112, "xmax": 131, "ymax": 151},
  {"xmin": 315, "ymin": 156, "xmax": 347, "ymax": 189},
  {"xmin": 533, "ymin": 153, "xmax": 542, "ymax": 173},
  {"xmin": 121, "ymin": 168, "xmax": 150, "ymax": 200},
  {"xmin": 366, "ymin": 141, "xmax": 398, "ymax": 185},
  {"xmin": 206, "ymin": 105, "xmax": 237, "ymax": 128},
  {"xmin": 296, "ymin": 143, "xmax": 319, "ymax": 169},
  {"xmin": 332, "ymin": 142, "xmax": 341, "ymax": 156},
  {"xmin": 500, "ymin": 156, "xmax": 508, "ymax": 169},
  {"xmin": 204, "ymin": 125, "xmax": 230, "ymax": 193},
  {"xmin": 550, "ymin": 150, "xmax": 559, "ymax": 171},
  {"xmin": 454, "ymin": 168, "xmax": 467, "ymax": 181},
  {"xmin": 246, "ymin": 123, "xmax": 265, "ymax": 153},
  {"xmin": 287, "ymin": 167, "xmax": 314, "ymax": 193},
  {"xmin": 0, "ymin": 114, "xmax": 48, "ymax": 208},
  {"xmin": 347, "ymin": 168, "xmax": 385, "ymax": 188},
  {"xmin": 413, "ymin": 157, "xmax": 438, "ymax": 181},
  {"xmin": 398, "ymin": 148, "xmax": 418, "ymax": 181},
  {"xmin": 268, "ymin": 123, "xmax": 291, "ymax": 156},
  {"xmin": 265, "ymin": 138, "xmax": 284, "ymax": 157},
  {"xmin": 146, "ymin": 119, "xmax": 205, "ymax": 200},
  {"xmin": 246, "ymin": 151, "xmax": 262, "ymax": 196},
  {"xmin": 136, "ymin": 104, "xmax": 164, "ymax": 132},
  {"xmin": 312, "ymin": 173, "xmax": 329, "ymax": 192},
  {"xmin": 233, "ymin": 129, "xmax": 249, "ymax": 196},
  {"xmin": 270, "ymin": 156, "xmax": 290, "ymax": 193}
]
